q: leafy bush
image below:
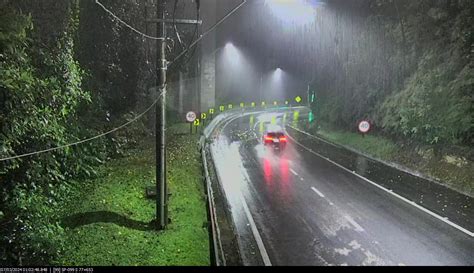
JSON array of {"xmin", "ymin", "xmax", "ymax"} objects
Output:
[{"xmin": 0, "ymin": 8, "xmax": 102, "ymax": 265}]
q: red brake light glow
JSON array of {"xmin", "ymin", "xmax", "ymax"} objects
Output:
[{"xmin": 265, "ymin": 136, "xmax": 273, "ymax": 141}]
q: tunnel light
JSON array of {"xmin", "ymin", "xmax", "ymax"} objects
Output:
[
  {"xmin": 275, "ymin": 68, "xmax": 282, "ymax": 76},
  {"xmin": 265, "ymin": 0, "xmax": 316, "ymax": 25},
  {"xmin": 223, "ymin": 42, "xmax": 240, "ymax": 66}
]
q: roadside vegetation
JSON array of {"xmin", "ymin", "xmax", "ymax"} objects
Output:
[
  {"xmin": 309, "ymin": 1, "xmax": 473, "ymax": 148},
  {"xmin": 0, "ymin": 1, "xmax": 198, "ymax": 265},
  {"xmin": 56, "ymin": 124, "xmax": 209, "ymax": 266},
  {"xmin": 300, "ymin": 1, "xmax": 473, "ymax": 195}
]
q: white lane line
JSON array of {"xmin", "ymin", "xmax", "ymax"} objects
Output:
[
  {"xmin": 289, "ymin": 168, "xmax": 299, "ymax": 176},
  {"xmin": 311, "ymin": 186, "xmax": 325, "ymax": 198},
  {"xmin": 345, "ymin": 215, "xmax": 365, "ymax": 232},
  {"xmin": 240, "ymin": 194, "xmax": 272, "ymax": 266},
  {"xmin": 286, "ymin": 133, "xmax": 474, "ymax": 238}
]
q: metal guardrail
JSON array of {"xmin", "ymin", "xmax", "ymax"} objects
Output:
[{"xmin": 201, "ymin": 136, "xmax": 225, "ymax": 266}]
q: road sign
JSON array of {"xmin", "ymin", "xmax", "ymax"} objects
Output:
[
  {"xmin": 209, "ymin": 108, "xmax": 215, "ymax": 114},
  {"xmin": 358, "ymin": 120, "xmax": 371, "ymax": 133},
  {"xmin": 261, "ymin": 101, "xmax": 266, "ymax": 106},
  {"xmin": 251, "ymin": 102, "xmax": 256, "ymax": 107},
  {"xmin": 285, "ymin": 100, "xmax": 289, "ymax": 105},
  {"xmin": 186, "ymin": 111, "xmax": 196, "ymax": 123},
  {"xmin": 295, "ymin": 96, "xmax": 302, "ymax": 103},
  {"xmin": 228, "ymin": 104, "xmax": 233, "ymax": 109},
  {"xmin": 194, "ymin": 119, "xmax": 200, "ymax": 126},
  {"xmin": 273, "ymin": 101, "xmax": 278, "ymax": 106},
  {"xmin": 240, "ymin": 102, "xmax": 245, "ymax": 108},
  {"xmin": 201, "ymin": 113, "xmax": 207, "ymax": 119},
  {"xmin": 219, "ymin": 105, "xmax": 225, "ymax": 112}
]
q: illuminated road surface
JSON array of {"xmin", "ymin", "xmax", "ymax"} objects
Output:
[{"xmin": 208, "ymin": 109, "xmax": 474, "ymax": 266}]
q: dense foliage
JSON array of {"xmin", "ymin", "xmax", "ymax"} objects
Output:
[
  {"xmin": 0, "ymin": 0, "xmax": 198, "ymax": 265},
  {"xmin": 309, "ymin": 0, "xmax": 473, "ymax": 146},
  {"xmin": 0, "ymin": 0, "xmax": 155, "ymax": 265},
  {"xmin": 0, "ymin": 2, "xmax": 95, "ymax": 264}
]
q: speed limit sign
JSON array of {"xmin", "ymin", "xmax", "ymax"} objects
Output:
[
  {"xmin": 186, "ymin": 111, "xmax": 196, "ymax": 123},
  {"xmin": 358, "ymin": 120, "xmax": 371, "ymax": 133}
]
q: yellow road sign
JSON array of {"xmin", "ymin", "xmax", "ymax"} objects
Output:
[
  {"xmin": 219, "ymin": 105, "xmax": 225, "ymax": 111},
  {"xmin": 273, "ymin": 101, "xmax": 278, "ymax": 106},
  {"xmin": 209, "ymin": 108, "xmax": 215, "ymax": 114},
  {"xmin": 194, "ymin": 119, "xmax": 200, "ymax": 126},
  {"xmin": 251, "ymin": 102, "xmax": 256, "ymax": 107},
  {"xmin": 228, "ymin": 104, "xmax": 233, "ymax": 109},
  {"xmin": 201, "ymin": 113, "xmax": 207, "ymax": 119},
  {"xmin": 240, "ymin": 102, "xmax": 245, "ymax": 108},
  {"xmin": 261, "ymin": 101, "xmax": 266, "ymax": 106},
  {"xmin": 295, "ymin": 96, "xmax": 302, "ymax": 103}
]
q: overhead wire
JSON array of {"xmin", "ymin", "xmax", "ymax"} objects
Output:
[
  {"xmin": 168, "ymin": 0, "xmax": 247, "ymax": 67},
  {"xmin": 0, "ymin": 91, "xmax": 165, "ymax": 162},
  {"xmin": 95, "ymin": 0, "xmax": 164, "ymax": 40},
  {"xmin": 0, "ymin": 0, "xmax": 248, "ymax": 162}
]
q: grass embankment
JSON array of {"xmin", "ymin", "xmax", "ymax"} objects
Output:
[
  {"xmin": 308, "ymin": 124, "xmax": 473, "ymax": 196},
  {"xmin": 56, "ymin": 123, "xmax": 209, "ymax": 265}
]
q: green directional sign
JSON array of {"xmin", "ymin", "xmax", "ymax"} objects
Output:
[{"xmin": 295, "ymin": 96, "xmax": 302, "ymax": 103}]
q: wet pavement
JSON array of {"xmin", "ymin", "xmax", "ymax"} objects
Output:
[
  {"xmin": 287, "ymin": 124, "xmax": 473, "ymax": 230},
  {"xmin": 208, "ymin": 108, "xmax": 474, "ymax": 265}
]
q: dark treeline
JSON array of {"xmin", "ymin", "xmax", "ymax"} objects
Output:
[{"xmin": 311, "ymin": 0, "xmax": 473, "ymax": 147}]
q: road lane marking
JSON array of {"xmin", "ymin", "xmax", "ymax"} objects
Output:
[
  {"xmin": 289, "ymin": 168, "xmax": 299, "ymax": 176},
  {"xmin": 344, "ymin": 215, "xmax": 365, "ymax": 232},
  {"xmin": 240, "ymin": 195, "xmax": 272, "ymax": 266},
  {"xmin": 311, "ymin": 186, "xmax": 325, "ymax": 198},
  {"xmin": 286, "ymin": 133, "xmax": 474, "ymax": 237}
]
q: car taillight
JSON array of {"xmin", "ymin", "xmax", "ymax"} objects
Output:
[
  {"xmin": 279, "ymin": 136, "xmax": 287, "ymax": 142},
  {"xmin": 264, "ymin": 136, "xmax": 273, "ymax": 141}
]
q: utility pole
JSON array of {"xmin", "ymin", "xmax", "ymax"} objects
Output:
[
  {"xmin": 156, "ymin": 0, "xmax": 167, "ymax": 230},
  {"xmin": 148, "ymin": 0, "xmax": 202, "ymax": 230}
]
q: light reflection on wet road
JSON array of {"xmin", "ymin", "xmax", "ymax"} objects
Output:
[{"xmin": 209, "ymin": 109, "xmax": 474, "ymax": 266}]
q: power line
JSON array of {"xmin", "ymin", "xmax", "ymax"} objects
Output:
[
  {"xmin": 95, "ymin": 0, "xmax": 165, "ymax": 41},
  {"xmin": 169, "ymin": 0, "xmax": 247, "ymax": 67},
  {"xmin": 95, "ymin": 0, "xmax": 247, "ymax": 68},
  {"xmin": 0, "ymin": 91, "xmax": 165, "ymax": 162}
]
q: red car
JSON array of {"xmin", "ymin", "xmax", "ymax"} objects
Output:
[{"xmin": 263, "ymin": 131, "xmax": 287, "ymax": 150}]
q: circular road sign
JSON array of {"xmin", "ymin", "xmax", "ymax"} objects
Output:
[
  {"xmin": 358, "ymin": 120, "xmax": 371, "ymax": 133},
  {"xmin": 186, "ymin": 111, "xmax": 196, "ymax": 123}
]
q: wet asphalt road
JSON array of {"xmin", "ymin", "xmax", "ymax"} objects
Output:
[{"xmin": 209, "ymin": 109, "xmax": 474, "ymax": 266}]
